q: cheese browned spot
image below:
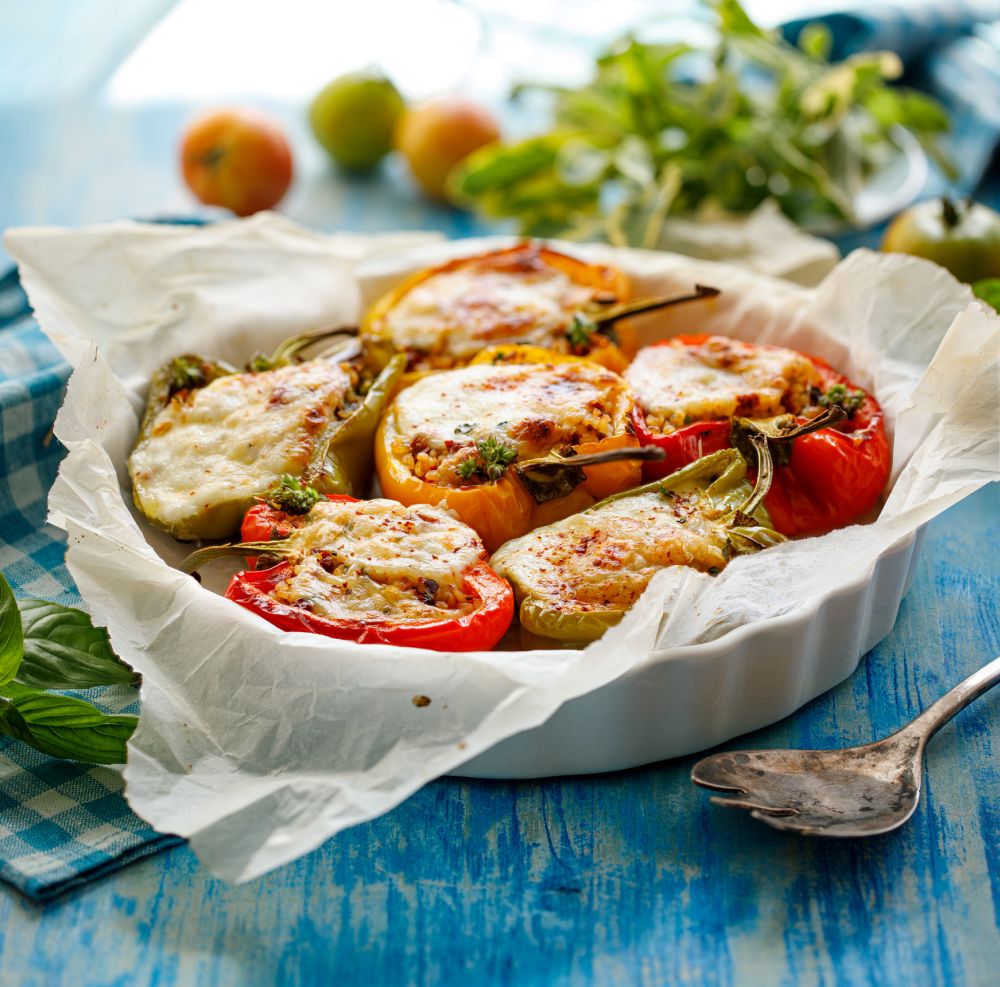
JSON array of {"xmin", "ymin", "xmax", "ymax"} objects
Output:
[
  {"xmin": 129, "ymin": 360, "xmax": 359, "ymax": 529},
  {"xmin": 490, "ymin": 487, "xmax": 730, "ymax": 617},
  {"xmin": 270, "ymin": 498, "xmax": 486, "ymax": 623},
  {"xmin": 387, "ymin": 360, "xmax": 635, "ymax": 486},
  {"xmin": 377, "ymin": 246, "xmax": 598, "ymax": 370},
  {"xmin": 625, "ymin": 336, "xmax": 820, "ymax": 434}
]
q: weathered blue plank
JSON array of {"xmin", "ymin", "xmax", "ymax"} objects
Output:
[
  {"xmin": 0, "ymin": 4, "xmax": 998, "ymax": 983},
  {"xmin": 0, "ymin": 486, "xmax": 996, "ymax": 987}
]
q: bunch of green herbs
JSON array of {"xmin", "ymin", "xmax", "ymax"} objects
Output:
[{"xmin": 451, "ymin": 0, "xmax": 954, "ymax": 245}]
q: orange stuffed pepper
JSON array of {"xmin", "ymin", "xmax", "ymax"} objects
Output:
[
  {"xmin": 375, "ymin": 347, "xmax": 661, "ymax": 551},
  {"xmin": 362, "ymin": 242, "xmax": 639, "ymax": 383}
]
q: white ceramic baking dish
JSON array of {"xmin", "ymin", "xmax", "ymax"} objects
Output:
[{"xmin": 457, "ymin": 526, "xmax": 925, "ymax": 777}]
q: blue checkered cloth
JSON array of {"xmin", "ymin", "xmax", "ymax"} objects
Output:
[
  {"xmin": 0, "ymin": 269, "xmax": 181, "ymax": 902},
  {"xmin": 2, "ymin": 1, "xmax": 1000, "ymax": 902}
]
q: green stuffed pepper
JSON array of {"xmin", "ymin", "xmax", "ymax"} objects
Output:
[
  {"xmin": 490, "ymin": 410, "xmax": 843, "ymax": 644},
  {"xmin": 128, "ymin": 328, "xmax": 405, "ymax": 541}
]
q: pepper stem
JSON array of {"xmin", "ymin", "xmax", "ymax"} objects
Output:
[
  {"xmin": 940, "ymin": 196, "xmax": 960, "ymax": 230},
  {"xmin": 513, "ymin": 445, "xmax": 666, "ymax": 505},
  {"xmin": 515, "ymin": 444, "xmax": 666, "ymax": 473},
  {"xmin": 734, "ymin": 405, "xmax": 847, "ymax": 518},
  {"xmin": 592, "ymin": 284, "xmax": 721, "ymax": 328},
  {"xmin": 179, "ymin": 539, "xmax": 294, "ymax": 574},
  {"xmin": 253, "ymin": 325, "xmax": 359, "ymax": 371},
  {"xmin": 738, "ymin": 434, "xmax": 773, "ymax": 518}
]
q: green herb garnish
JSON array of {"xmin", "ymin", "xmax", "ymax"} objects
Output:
[
  {"xmin": 812, "ymin": 383, "xmax": 866, "ymax": 417},
  {"xmin": 248, "ymin": 353, "xmax": 275, "ymax": 372},
  {"xmin": 266, "ymin": 475, "xmax": 322, "ymax": 515},
  {"xmin": 0, "ymin": 573, "xmax": 139, "ymax": 764},
  {"xmin": 477, "ymin": 436, "xmax": 519, "ymax": 481},
  {"xmin": 169, "ymin": 356, "xmax": 209, "ymax": 394},
  {"xmin": 456, "ymin": 457, "xmax": 479, "ymax": 481},
  {"xmin": 566, "ymin": 313, "xmax": 597, "ymax": 349},
  {"xmin": 450, "ymin": 0, "xmax": 955, "ymax": 242}
]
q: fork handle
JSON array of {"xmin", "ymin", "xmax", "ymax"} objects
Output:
[{"xmin": 902, "ymin": 654, "xmax": 1000, "ymax": 746}]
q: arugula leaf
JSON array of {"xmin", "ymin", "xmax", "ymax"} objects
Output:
[
  {"xmin": 0, "ymin": 683, "xmax": 135, "ymax": 765},
  {"xmin": 0, "ymin": 573, "xmax": 23, "ymax": 686},
  {"xmin": 17, "ymin": 599, "xmax": 139, "ymax": 690}
]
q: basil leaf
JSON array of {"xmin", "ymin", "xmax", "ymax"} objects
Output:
[
  {"xmin": 0, "ymin": 573, "xmax": 24, "ymax": 686},
  {"xmin": 17, "ymin": 599, "xmax": 139, "ymax": 690},
  {"xmin": 0, "ymin": 683, "xmax": 136, "ymax": 764}
]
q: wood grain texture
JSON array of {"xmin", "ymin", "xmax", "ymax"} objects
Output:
[
  {"xmin": 0, "ymin": 487, "xmax": 996, "ymax": 987},
  {"xmin": 0, "ymin": 4, "xmax": 998, "ymax": 982}
]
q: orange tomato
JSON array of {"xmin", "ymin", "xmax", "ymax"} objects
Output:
[
  {"xmin": 180, "ymin": 109, "xmax": 293, "ymax": 217},
  {"xmin": 397, "ymin": 97, "xmax": 500, "ymax": 201}
]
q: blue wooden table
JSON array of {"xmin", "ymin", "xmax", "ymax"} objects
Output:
[{"xmin": 0, "ymin": 3, "xmax": 998, "ymax": 984}]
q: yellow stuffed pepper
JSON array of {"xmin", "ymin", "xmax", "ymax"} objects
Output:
[{"xmin": 374, "ymin": 346, "xmax": 663, "ymax": 551}]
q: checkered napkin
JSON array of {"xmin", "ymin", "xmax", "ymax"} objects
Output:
[{"xmin": 0, "ymin": 268, "xmax": 180, "ymax": 902}]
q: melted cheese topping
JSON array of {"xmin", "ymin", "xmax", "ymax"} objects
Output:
[
  {"xmin": 625, "ymin": 336, "xmax": 820, "ymax": 434},
  {"xmin": 491, "ymin": 488, "xmax": 730, "ymax": 616},
  {"xmin": 271, "ymin": 498, "xmax": 486, "ymax": 622},
  {"xmin": 388, "ymin": 361, "xmax": 634, "ymax": 486},
  {"xmin": 379, "ymin": 249, "xmax": 596, "ymax": 365},
  {"xmin": 129, "ymin": 360, "xmax": 355, "ymax": 527}
]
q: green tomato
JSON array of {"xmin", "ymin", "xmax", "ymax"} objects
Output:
[
  {"xmin": 309, "ymin": 71, "xmax": 405, "ymax": 171},
  {"xmin": 972, "ymin": 278, "xmax": 1000, "ymax": 311},
  {"xmin": 882, "ymin": 197, "xmax": 1000, "ymax": 283}
]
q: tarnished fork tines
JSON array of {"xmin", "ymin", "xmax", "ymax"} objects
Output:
[{"xmin": 691, "ymin": 655, "xmax": 1000, "ymax": 837}]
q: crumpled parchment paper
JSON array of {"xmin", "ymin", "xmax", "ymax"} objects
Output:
[{"xmin": 5, "ymin": 213, "xmax": 997, "ymax": 883}]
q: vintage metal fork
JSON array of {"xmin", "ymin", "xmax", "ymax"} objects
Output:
[{"xmin": 691, "ymin": 655, "xmax": 1000, "ymax": 837}]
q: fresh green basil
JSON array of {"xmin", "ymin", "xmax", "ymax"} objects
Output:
[
  {"xmin": 0, "ymin": 573, "xmax": 138, "ymax": 764},
  {"xmin": 17, "ymin": 599, "xmax": 139, "ymax": 690},
  {"xmin": 0, "ymin": 571, "xmax": 23, "ymax": 686},
  {"xmin": 0, "ymin": 683, "xmax": 136, "ymax": 765}
]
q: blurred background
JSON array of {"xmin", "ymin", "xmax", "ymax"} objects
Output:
[{"xmin": 3, "ymin": 0, "xmax": 1000, "ymax": 266}]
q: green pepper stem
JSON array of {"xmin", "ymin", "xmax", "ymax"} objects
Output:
[
  {"xmin": 735, "ymin": 405, "xmax": 847, "ymax": 517},
  {"xmin": 515, "ymin": 444, "xmax": 666, "ymax": 473},
  {"xmin": 592, "ymin": 284, "xmax": 721, "ymax": 327},
  {"xmin": 940, "ymin": 196, "xmax": 960, "ymax": 230},
  {"xmin": 738, "ymin": 433, "xmax": 773, "ymax": 517},
  {"xmin": 179, "ymin": 539, "xmax": 294, "ymax": 574},
  {"xmin": 258, "ymin": 325, "xmax": 359, "ymax": 370}
]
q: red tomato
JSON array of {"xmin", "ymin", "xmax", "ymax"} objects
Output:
[{"xmin": 180, "ymin": 109, "xmax": 293, "ymax": 216}]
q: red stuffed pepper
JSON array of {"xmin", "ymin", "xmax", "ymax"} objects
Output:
[
  {"xmin": 185, "ymin": 479, "xmax": 514, "ymax": 651},
  {"xmin": 625, "ymin": 334, "xmax": 891, "ymax": 537}
]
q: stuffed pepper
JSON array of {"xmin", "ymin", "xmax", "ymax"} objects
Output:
[
  {"xmin": 375, "ymin": 347, "xmax": 664, "ymax": 552},
  {"xmin": 625, "ymin": 334, "xmax": 891, "ymax": 536},
  {"xmin": 182, "ymin": 484, "xmax": 514, "ymax": 651},
  {"xmin": 490, "ymin": 441, "xmax": 785, "ymax": 644},
  {"xmin": 129, "ymin": 329, "xmax": 405, "ymax": 541},
  {"xmin": 491, "ymin": 405, "xmax": 844, "ymax": 644},
  {"xmin": 362, "ymin": 241, "xmax": 719, "ymax": 382}
]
